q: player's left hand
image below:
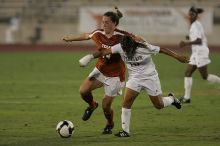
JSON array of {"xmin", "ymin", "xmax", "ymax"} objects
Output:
[
  {"xmin": 79, "ymin": 54, "xmax": 94, "ymax": 67},
  {"xmin": 178, "ymin": 55, "xmax": 189, "ymax": 63}
]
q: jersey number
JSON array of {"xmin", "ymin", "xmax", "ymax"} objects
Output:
[
  {"xmin": 103, "ymin": 54, "xmax": 111, "ymax": 60},
  {"xmin": 130, "ymin": 62, "xmax": 140, "ymax": 67}
]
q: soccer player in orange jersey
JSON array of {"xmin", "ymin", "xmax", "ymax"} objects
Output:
[
  {"xmin": 63, "ymin": 7, "xmax": 133, "ymax": 134},
  {"xmin": 79, "ymin": 35, "xmax": 188, "ymax": 137}
]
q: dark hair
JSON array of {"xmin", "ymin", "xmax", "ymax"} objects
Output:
[
  {"xmin": 189, "ymin": 6, "xmax": 204, "ymax": 14},
  {"xmin": 103, "ymin": 7, "xmax": 123, "ymax": 26},
  {"xmin": 121, "ymin": 35, "xmax": 146, "ymax": 56}
]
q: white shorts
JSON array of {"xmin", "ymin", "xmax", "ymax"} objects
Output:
[
  {"xmin": 88, "ymin": 67, "xmax": 125, "ymax": 97},
  {"xmin": 189, "ymin": 52, "xmax": 211, "ymax": 68},
  {"xmin": 126, "ymin": 75, "xmax": 162, "ymax": 96}
]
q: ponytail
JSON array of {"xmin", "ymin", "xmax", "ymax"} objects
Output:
[
  {"xmin": 114, "ymin": 6, "xmax": 123, "ymax": 19},
  {"xmin": 189, "ymin": 6, "xmax": 204, "ymax": 14},
  {"xmin": 196, "ymin": 8, "xmax": 204, "ymax": 14}
]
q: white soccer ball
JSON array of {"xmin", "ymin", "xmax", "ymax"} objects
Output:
[{"xmin": 56, "ymin": 120, "xmax": 75, "ymax": 138}]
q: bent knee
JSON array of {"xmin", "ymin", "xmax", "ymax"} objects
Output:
[
  {"xmin": 79, "ymin": 87, "xmax": 89, "ymax": 96},
  {"xmin": 185, "ymin": 71, "xmax": 192, "ymax": 77},
  {"xmin": 79, "ymin": 87, "xmax": 84, "ymax": 95}
]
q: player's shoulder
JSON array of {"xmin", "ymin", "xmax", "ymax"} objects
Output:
[
  {"xmin": 89, "ymin": 29, "xmax": 104, "ymax": 37},
  {"xmin": 192, "ymin": 20, "xmax": 202, "ymax": 29},
  {"xmin": 114, "ymin": 29, "xmax": 130, "ymax": 35}
]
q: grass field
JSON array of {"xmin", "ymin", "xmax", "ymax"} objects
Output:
[{"xmin": 0, "ymin": 51, "xmax": 219, "ymax": 146}]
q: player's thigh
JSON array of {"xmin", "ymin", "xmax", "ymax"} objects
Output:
[
  {"xmin": 79, "ymin": 77, "xmax": 103, "ymax": 93},
  {"xmin": 185, "ymin": 64, "xmax": 197, "ymax": 77},
  {"xmin": 122, "ymin": 87, "xmax": 139, "ymax": 109},
  {"xmin": 198, "ymin": 65, "xmax": 208, "ymax": 79}
]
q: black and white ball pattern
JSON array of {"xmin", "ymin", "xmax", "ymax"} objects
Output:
[{"xmin": 56, "ymin": 120, "xmax": 74, "ymax": 138}]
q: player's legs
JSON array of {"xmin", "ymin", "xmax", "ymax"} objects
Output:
[
  {"xmin": 149, "ymin": 95, "xmax": 164, "ymax": 109},
  {"xmin": 198, "ymin": 65, "xmax": 220, "ymax": 84},
  {"xmin": 115, "ymin": 87, "xmax": 138, "ymax": 137},
  {"xmin": 142, "ymin": 75, "xmax": 181, "ymax": 109},
  {"xmin": 185, "ymin": 64, "xmax": 197, "ymax": 77},
  {"xmin": 121, "ymin": 88, "xmax": 139, "ymax": 134},
  {"xmin": 198, "ymin": 65, "xmax": 208, "ymax": 79},
  {"xmin": 181, "ymin": 64, "xmax": 197, "ymax": 102},
  {"xmin": 79, "ymin": 77, "xmax": 103, "ymax": 107},
  {"xmin": 149, "ymin": 93, "xmax": 181, "ymax": 109},
  {"xmin": 102, "ymin": 94, "xmax": 115, "ymax": 134},
  {"xmin": 115, "ymin": 78, "xmax": 140, "ymax": 137},
  {"xmin": 102, "ymin": 76, "xmax": 124, "ymax": 134},
  {"xmin": 79, "ymin": 77, "xmax": 103, "ymax": 121},
  {"xmin": 122, "ymin": 87, "xmax": 139, "ymax": 108}
]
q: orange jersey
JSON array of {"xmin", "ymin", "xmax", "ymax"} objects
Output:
[{"xmin": 89, "ymin": 29, "xmax": 130, "ymax": 82}]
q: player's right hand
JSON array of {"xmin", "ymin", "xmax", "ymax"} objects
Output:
[
  {"xmin": 179, "ymin": 41, "xmax": 187, "ymax": 48},
  {"xmin": 62, "ymin": 36, "xmax": 72, "ymax": 42}
]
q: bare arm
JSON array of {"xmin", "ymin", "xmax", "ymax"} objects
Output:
[
  {"xmin": 92, "ymin": 49, "xmax": 112, "ymax": 58},
  {"xmin": 63, "ymin": 33, "xmax": 91, "ymax": 42},
  {"xmin": 130, "ymin": 34, "xmax": 146, "ymax": 43},
  {"xmin": 159, "ymin": 47, "xmax": 189, "ymax": 63},
  {"xmin": 179, "ymin": 38, "xmax": 202, "ymax": 48}
]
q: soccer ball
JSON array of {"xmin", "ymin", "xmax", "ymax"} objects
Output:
[{"xmin": 56, "ymin": 120, "xmax": 75, "ymax": 138}]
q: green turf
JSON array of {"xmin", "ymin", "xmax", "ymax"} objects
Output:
[{"xmin": 0, "ymin": 51, "xmax": 219, "ymax": 146}]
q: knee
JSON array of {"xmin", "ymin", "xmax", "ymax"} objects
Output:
[
  {"xmin": 79, "ymin": 87, "xmax": 84, "ymax": 96},
  {"xmin": 79, "ymin": 86, "xmax": 89, "ymax": 97},
  {"xmin": 185, "ymin": 71, "xmax": 191, "ymax": 77},
  {"xmin": 122, "ymin": 101, "xmax": 132, "ymax": 109}
]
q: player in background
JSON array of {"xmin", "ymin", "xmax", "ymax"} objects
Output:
[
  {"xmin": 63, "ymin": 7, "xmax": 135, "ymax": 134},
  {"xmin": 79, "ymin": 35, "xmax": 188, "ymax": 137},
  {"xmin": 179, "ymin": 6, "xmax": 220, "ymax": 103}
]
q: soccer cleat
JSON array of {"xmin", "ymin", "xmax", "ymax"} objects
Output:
[
  {"xmin": 168, "ymin": 93, "xmax": 181, "ymax": 109},
  {"xmin": 114, "ymin": 130, "xmax": 130, "ymax": 137},
  {"xmin": 102, "ymin": 124, "xmax": 114, "ymax": 134},
  {"xmin": 82, "ymin": 102, "xmax": 98, "ymax": 121},
  {"xmin": 179, "ymin": 97, "xmax": 191, "ymax": 103}
]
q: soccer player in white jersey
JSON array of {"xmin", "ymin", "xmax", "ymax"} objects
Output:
[
  {"xmin": 79, "ymin": 35, "xmax": 188, "ymax": 137},
  {"xmin": 179, "ymin": 6, "xmax": 220, "ymax": 103}
]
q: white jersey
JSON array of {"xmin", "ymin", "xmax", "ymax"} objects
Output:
[
  {"xmin": 189, "ymin": 20, "xmax": 211, "ymax": 67},
  {"xmin": 189, "ymin": 20, "xmax": 209, "ymax": 54},
  {"xmin": 111, "ymin": 42, "xmax": 160, "ymax": 80}
]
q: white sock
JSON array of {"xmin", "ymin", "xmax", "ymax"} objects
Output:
[
  {"xmin": 207, "ymin": 74, "xmax": 220, "ymax": 84},
  {"xmin": 121, "ymin": 107, "xmax": 131, "ymax": 133},
  {"xmin": 184, "ymin": 77, "xmax": 192, "ymax": 100},
  {"xmin": 162, "ymin": 96, "xmax": 174, "ymax": 107}
]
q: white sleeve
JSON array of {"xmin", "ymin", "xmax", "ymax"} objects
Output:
[
  {"xmin": 111, "ymin": 43, "xmax": 123, "ymax": 54},
  {"xmin": 144, "ymin": 42, "xmax": 160, "ymax": 54}
]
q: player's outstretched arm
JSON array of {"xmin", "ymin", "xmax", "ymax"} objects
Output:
[
  {"xmin": 79, "ymin": 49, "xmax": 112, "ymax": 67},
  {"xmin": 63, "ymin": 33, "xmax": 90, "ymax": 42},
  {"xmin": 179, "ymin": 38, "xmax": 202, "ymax": 48},
  {"xmin": 132, "ymin": 34, "xmax": 146, "ymax": 43},
  {"xmin": 159, "ymin": 47, "xmax": 189, "ymax": 63}
]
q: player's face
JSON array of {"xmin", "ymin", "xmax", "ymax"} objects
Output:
[
  {"xmin": 188, "ymin": 11, "xmax": 197, "ymax": 23},
  {"xmin": 102, "ymin": 16, "xmax": 117, "ymax": 34}
]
